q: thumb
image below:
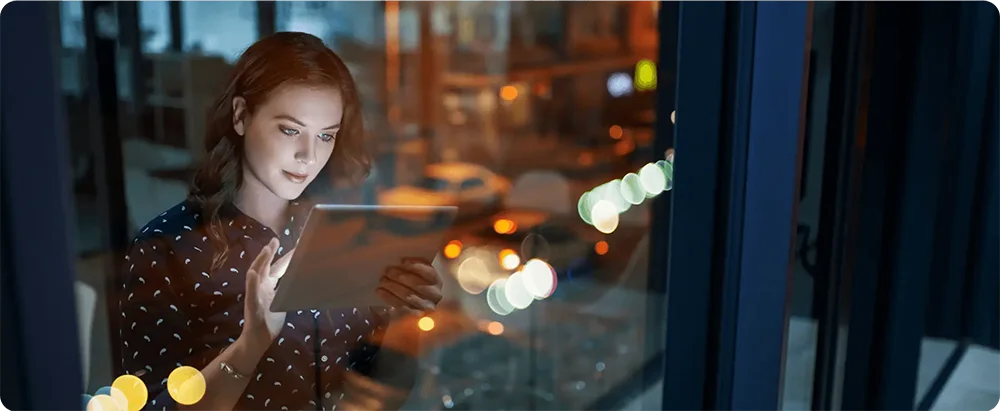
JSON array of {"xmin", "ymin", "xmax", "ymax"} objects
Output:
[
  {"xmin": 269, "ymin": 249, "xmax": 295, "ymax": 280},
  {"xmin": 250, "ymin": 238, "xmax": 279, "ymax": 277}
]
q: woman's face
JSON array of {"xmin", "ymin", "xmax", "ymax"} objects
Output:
[{"xmin": 233, "ymin": 83, "xmax": 344, "ymax": 201}]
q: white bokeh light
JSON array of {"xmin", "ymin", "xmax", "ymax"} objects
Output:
[
  {"xmin": 607, "ymin": 72, "xmax": 633, "ymax": 97},
  {"xmin": 591, "ymin": 200, "xmax": 620, "ymax": 234},
  {"xmin": 504, "ymin": 271, "xmax": 534, "ymax": 310},
  {"xmin": 522, "ymin": 259, "xmax": 556, "ymax": 299}
]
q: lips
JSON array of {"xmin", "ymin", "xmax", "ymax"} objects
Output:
[{"xmin": 282, "ymin": 170, "xmax": 308, "ymax": 183}]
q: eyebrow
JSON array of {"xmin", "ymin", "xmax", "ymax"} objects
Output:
[{"xmin": 275, "ymin": 114, "xmax": 341, "ymax": 131}]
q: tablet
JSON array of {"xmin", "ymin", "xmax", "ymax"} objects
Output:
[{"xmin": 270, "ymin": 204, "xmax": 458, "ymax": 313}]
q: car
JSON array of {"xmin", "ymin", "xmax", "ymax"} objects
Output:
[
  {"xmin": 378, "ymin": 162, "xmax": 511, "ymax": 223},
  {"xmin": 442, "ymin": 208, "xmax": 609, "ymax": 296}
]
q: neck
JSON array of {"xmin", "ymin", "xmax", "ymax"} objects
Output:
[{"xmin": 234, "ymin": 168, "xmax": 289, "ymax": 232}]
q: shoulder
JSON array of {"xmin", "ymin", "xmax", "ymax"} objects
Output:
[
  {"xmin": 133, "ymin": 200, "xmax": 202, "ymax": 242},
  {"xmin": 127, "ymin": 200, "xmax": 211, "ymax": 260}
]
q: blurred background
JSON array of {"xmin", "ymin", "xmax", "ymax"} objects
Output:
[
  {"xmin": 60, "ymin": 1, "xmax": 669, "ymax": 409},
  {"xmin": 3, "ymin": 1, "xmax": 997, "ymax": 410}
]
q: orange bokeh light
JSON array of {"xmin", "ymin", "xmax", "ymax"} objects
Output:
[
  {"xmin": 493, "ymin": 219, "xmax": 517, "ymax": 234},
  {"xmin": 443, "ymin": 240, "xmax": 462, "ymax": 259},
  {"xmin": 609, "ymin": 125, "xmax": 623, "ymax": 139},
  {"xmin": 487, "ymin": 321, "xmax": 504, "ymax": 335},
  {"xmin": 594, "ymin": 241, "xmax": 609, "ymax": 255},
  {"xmin": 500, "ymin": 85, "xmax": 518, "ymax": 101}
]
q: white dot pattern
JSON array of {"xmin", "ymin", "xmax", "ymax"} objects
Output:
[{"xmin": 118, "ymin": 201, "xmax": 388, "ymax": 410}]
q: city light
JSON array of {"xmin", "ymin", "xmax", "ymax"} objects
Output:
[
  {"xmin": 493, "ymin": 218, "xmax": 516, "ymax": 235},
  {"xmin": 578, "ymin": 157, "xmax": 675, "ymax": 230},
  {"xmin": 418, "ymin": 316, "xmax": 435, "ymax": 331},
  {"xmin": 499, "ymin": 248, "xmax": 520, "ymax": 270},
  {"xmin": 456, "ymin": 254, "xmax": 491, "ymax": 295},
  {"xmin": 607, "ymin": 72, "xmax": 634, "ymax": 97},
  {"xmin": 443, "ymin": 240, "xmax": 462, "ymax": 259},
  {"xmin": 594, "ymin": 241, "xmax": 609, "ymax": 256},
  {"xmin": 635, "ymin": 59, "xmax": 657, "ymax": 91},
  {"xmin": 499, "ymin": 85, "xmax": 519, "ymax": 101}
]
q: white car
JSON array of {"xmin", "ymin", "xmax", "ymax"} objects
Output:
[{"xmin": 378, "ymin": 162, "xmax": 510, "ymax": 221}]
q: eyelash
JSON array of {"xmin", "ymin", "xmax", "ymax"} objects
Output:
[{"xmin": 279, "ymin": 126, "xmax": 336, "ymax": 143}]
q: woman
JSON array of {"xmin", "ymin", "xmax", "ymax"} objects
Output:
[{"xmin": 119, "ymin": 32, "xmax": 442, "ymax": 411}]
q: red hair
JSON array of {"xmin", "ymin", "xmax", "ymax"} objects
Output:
[{"xmin": 189, "ymin": 32, "xmax": 371, "ymax": 269}]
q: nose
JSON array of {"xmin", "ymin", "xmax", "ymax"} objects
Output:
[{"xmin": 294, "ymin": 136, "xmax": 317, "ymax": 166}]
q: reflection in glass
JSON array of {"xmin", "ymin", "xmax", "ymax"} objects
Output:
[{"xmin": 56, "ymin": 1, "xmax": 670, "ymax": 409}]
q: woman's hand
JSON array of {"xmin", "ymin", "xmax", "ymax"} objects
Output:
[
  {"xmin": 376, "ymin": 258, "xmax": 443, "ymax": 317},
  {"xmin": 242, "ymin": 238, "xmax": 294, "ymax": 349}
]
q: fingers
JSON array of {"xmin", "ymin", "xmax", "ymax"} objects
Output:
[
  {"xmin": 383, "ymin": 271, "xmax": 442, "ymax": 304},
  {"xmin": 377, "ymin": 279, "xmax": 437, "ymax": 312},
  {"xmin": 269, "ymin": 249, "xmax": 295, "ymax": 280},
  {"xmin": 250, "ymin": 238, "xmax": 280, "ymax": 278},
  {"xmin": 394, "ymin": 259, "xmax": 441, "ymax": 285},
  {"xmin": 375, "ymin": 289, "xmax": 428, "ymax": 318}
]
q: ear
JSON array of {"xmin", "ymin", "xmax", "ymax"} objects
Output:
[{"xmin": 232, "ymin": 96, "xmax": 247, "ymax": 136}]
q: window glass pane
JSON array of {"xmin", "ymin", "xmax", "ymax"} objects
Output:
[
  {"xmin": 54, "ymin": 1, "xmax": 674, "ymax": 408},
  {"xmin": 139, "ymin": 1, "xmax": 170, "ymax": 53},
  {"xmin": 182, "ymin": 1, "xmax": 257, "ymax": 62}
]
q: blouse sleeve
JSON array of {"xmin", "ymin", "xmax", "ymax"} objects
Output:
[{"xmin": 119, "ymin": 238, "xmax": 195, "ymax": 411}]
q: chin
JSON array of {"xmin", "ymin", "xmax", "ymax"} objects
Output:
[{"xmin": 270, "ymin": 184, "xmax": 307, "ymax": 201}]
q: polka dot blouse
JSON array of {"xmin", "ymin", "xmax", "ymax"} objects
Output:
[{"xmin": 119, "ymin": 200, "xmax": 389, "ymax": 410}]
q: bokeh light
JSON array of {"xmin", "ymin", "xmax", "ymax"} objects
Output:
[
  {"xmin": 607, "ymin": 72, "xmax": 633, "ymax": 97},
  {"xmin": 487, "ymin": 321, "xmax": 505, "ymax": 335},
  {"xmin": 87, "ymin": 394, "xmax": 121, "ymax": 411},
  {"xmin": 93, "ymin": 386, "xmax": 127, "ymax": 411},
  {"xmin": 456, "ymin": 255, "xmax": 491, "ymax": 295},
  {"xmin": 638, "ymin": 163, "xmax": 667, "ymax": 196},
  {"xmin": 486, "ymin": 279, "xmax": 515, "ymax": 316},
  {"xmin": 112, "ymin": 374, "xmax": 148, "ymax": 411},
  {"xmin": 577, "ymin": 191, "xmax": 595, "ymax": 225},
  {"xmin": 594, "ymin": 241, "xmax": 609, "ymax": 256},
  {"xmin": 499, "ymin": 248, "xmax": 521, "ymax": 270},
  {"xmin": 620, "ymin": 173, "xmax": 646, "ymax": 205},
  {"xmin": 596, "ymin": 180, "xmax": 630, "ymax": 213},
  {"xmin": 443, "ymin": 240, "xmax": 462, "ymax": 259},
  {"xmin": 493, "ymin": 218, "xmax": 516, "ymax": 235},
  {"xmin": 418, "ymin": 316, "xmax": 435, "ymax": 331},
  {"xmin": 657, "ymin": 159, "xmax": 674, "ymax": 191},
  {"xmin": 167, "ymin": 366, "xmax": 206, "ymax": 406},
  {"xmin": 499, "ymin": 85, "xmax": 518, "ymax": 101},
  {"xmin": 609, "ymin": 125, "xmax": 623, "ymax": 140},
  {"xmin": 591, "ymin": 200, "xmax": 620, "ymax": 234},
  {"xmin": 520, "ymin": 232, "xmax": 551, "ymax": 262},
  {"xmin": 522, "ymin": 258, "xmax": 557, "ymax": 299},
  {"xmin": 578, "ymin": 152, "xmax": 679, "ymax": 227},
  {"xmin": 504, "ymin": 271, "xmax": 534, "ymax": 309},
  {"xmin": 635, "ymin": 59, "xmax": 658, "ymax": 91}
]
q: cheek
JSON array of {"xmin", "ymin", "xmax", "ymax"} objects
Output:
[
  {"xmin": 244, "ymin": 129, "xmax": 289, "ymax": 170},
  {"xmin": 315, "ymin": 143, "xmax": 337, "ymax": 169}
]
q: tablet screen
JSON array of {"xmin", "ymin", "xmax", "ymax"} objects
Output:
[{"xmin": 270, "ymin": 205, "xmax": 457, "ymax": 312}]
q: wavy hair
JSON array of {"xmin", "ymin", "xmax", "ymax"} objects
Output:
[{"xmin": 189, "ymin": 32, "xmax": 371, "ymax": 270}]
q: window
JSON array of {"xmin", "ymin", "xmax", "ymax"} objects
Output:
[{"xmin": 181, "ymin": 1, "xmax": 257, "ymax": 62}]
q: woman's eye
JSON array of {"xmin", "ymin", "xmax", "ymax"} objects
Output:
[
  {"xmin": 279, "ymin": 126, "xmax": 299, "ymax": 136},
  {"xmin": 319, "ymin": 133, "xmax": 336, "ymax": 143}
]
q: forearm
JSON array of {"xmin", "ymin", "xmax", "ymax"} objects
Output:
[{"xmin": 177, "ymin": 336, "xmax": 267, "ymax": 411}]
